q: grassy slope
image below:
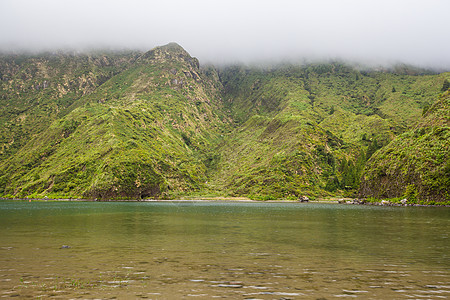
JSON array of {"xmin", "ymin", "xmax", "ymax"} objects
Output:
[
  {"xmin": 0, "ymin": 44, "xmax": 230, "ymax": 199},
  {"xmin": 209, "ymin": 114, "xmax": 346, "ymax": 199},
  {"xmin": 0, "ymin": 52, "xmax": 138, "ymax": 161},
  {"xmin": 359, "ymin": 91, "xmax": 450, "ymax": 203},
  {"xmin": 210, "ymin": 67, "xmax": 344, "ymax": 198}
]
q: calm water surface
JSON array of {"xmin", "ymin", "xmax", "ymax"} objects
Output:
[{"xmin": 0, "ymin": 201, "xmax": 449, "ymax": 299}]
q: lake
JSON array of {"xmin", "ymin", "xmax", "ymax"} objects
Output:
[{"xmin": 0, "ymin": 201, "xmax": 449, "ymax": 299}]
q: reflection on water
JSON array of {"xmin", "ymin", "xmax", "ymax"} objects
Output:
[{"xmin": 0, "ymin": 201, "xmax": 449, "ymax": 298}]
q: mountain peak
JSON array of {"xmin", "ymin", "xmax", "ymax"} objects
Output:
[
  {"xmin": 139, "ymin": 42, "xmax": 199, "ymax": 69},
  {"xmin": 160, "ymin": 42, "xmax": 186, "ymax": 52}
]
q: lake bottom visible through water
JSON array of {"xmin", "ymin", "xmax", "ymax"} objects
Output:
[{"xmin": 0, "ymin": 201, "xmax": 449, "ymax": 299}]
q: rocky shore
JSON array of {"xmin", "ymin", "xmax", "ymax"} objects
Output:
[{"xmin": 336, "ymin": 198, "xmax": 450, "ymax": 207}]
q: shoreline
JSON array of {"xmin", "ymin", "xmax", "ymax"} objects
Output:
[
  {"xmin": 0, "ymin": 196, "xmax": 340, "ymax": 203},
  {"xmin": 1, "ymin": 197, "xmax": 448, "ymax": 207}
]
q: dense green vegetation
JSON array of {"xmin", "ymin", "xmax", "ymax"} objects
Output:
[
  {"xmin": 211, "ymin": 64, "xmax": 448, "ymax": 201},
  {"xmin": 0, "ymin": 51, "xmax": 139, "ymax": 160},
  {"xmin": 0, "ymin": 43, "xmax": 449, "ymax": 203},
  {"xmin": 360, "ymin": 91, "xmax": 450, "ymax": 204},
  {"xmin": 0, "ymin": 44, "xmax": 230, "ymax": 199}
]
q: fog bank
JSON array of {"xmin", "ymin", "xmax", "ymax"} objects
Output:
[{"xmin": 1, "ymin": 0, "xmax": 449, "ymax": 69}]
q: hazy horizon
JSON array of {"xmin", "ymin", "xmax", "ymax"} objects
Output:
[{"xmin": 1, "ymin": 0, "xmax": 449, "ymax": 69}]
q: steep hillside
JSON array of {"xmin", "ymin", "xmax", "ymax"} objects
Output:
[
  {"xmin": 208, "ymin": 114, "xmax": 349, "ymax": 199},
  {"xmin": 359, "ymin": 91, "xmax": 450, "ymax": 204},
  {"xmin": 0, "ymin": 51, "xmax": 138, "ymax": 160},
  {"xmin": 209, "ymin": 64, "xmax": 447, "ymax": 199},
  {"xmin": 220, "ymin": 64, "xmax": 446, "ymax": 127},
  {"xmin": 0, "ymin": 43, "xmax": 230, "ymax": 199}
]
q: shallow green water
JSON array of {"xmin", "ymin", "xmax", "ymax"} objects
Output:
[{"xmin": 0, "ymin": 201, "xmax": 449, "ymax": 299}]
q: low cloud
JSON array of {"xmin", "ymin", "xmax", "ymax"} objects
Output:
[{"xmin": 1, "ymin": 0, "xmax": 449, "ymax": 69}]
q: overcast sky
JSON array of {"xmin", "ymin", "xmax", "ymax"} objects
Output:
[{"xmin": 1, "ymin": 0, "xmax": 449, "ymax": 68}]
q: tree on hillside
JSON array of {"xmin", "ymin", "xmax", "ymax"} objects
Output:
[
  {"xmin": 442, "ymin": 79, "xmax": 450, "ymax": 92},
  {"xmin": 366, "ymin": 139, "xmax": 380, "ymax": 159}
]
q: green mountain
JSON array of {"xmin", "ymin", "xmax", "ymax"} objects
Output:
[
  {"xmin": 0, "ymin": 43, "xmax": 449, "ymax": 203},
  {"xmin": 0, "ymin": 43, "xmax": 229, "ymax": 199},
  {"xmin": 209, "ymin": 64, "xmax": 448, "ymax": 200}
]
